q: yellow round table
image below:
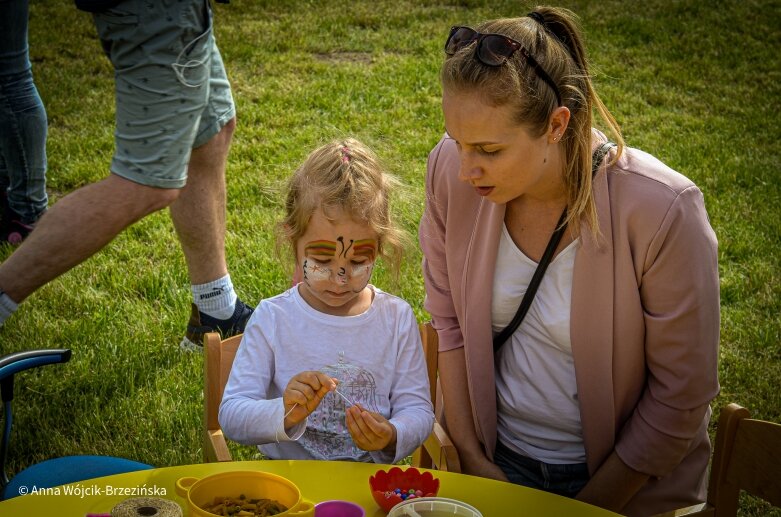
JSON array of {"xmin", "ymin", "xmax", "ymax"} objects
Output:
[{"xmin": 0, "ymin": 460, "xmax": 621, "ymax": 516}]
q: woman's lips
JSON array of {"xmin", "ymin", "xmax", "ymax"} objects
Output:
[{"xmin": 474, "ymin": 186, "xmax": 494, "ymax": 197}]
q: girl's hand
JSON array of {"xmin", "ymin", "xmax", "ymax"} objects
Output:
[
  {"xmin": 345, "ymin": 404, "xmax": 397, "ymax": 452},
  {"xmin": 283, "ymin": 371, "xmax": 336, "ymax": 429}
]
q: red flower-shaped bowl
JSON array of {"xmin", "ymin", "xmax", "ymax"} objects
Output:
[{"xmin": 369, "ymin": 467, "xmax": 440, "ymax": 513}]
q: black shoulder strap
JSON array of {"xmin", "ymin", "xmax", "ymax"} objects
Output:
[
  {"xmin": 591, "ymin": 141, "xmax": 617, "ymax": 176},
  {"xmin": 492, "ymin": 141, "xmax": 616, "ymax": 354}
]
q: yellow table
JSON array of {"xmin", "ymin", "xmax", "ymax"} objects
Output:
[{"xmin": 0, "ymin": 460, "xmax": 620, "ymax": 516}]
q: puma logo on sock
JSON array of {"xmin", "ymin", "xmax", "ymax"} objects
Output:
[{"xmin": 199, "ymin": 287, "xmax": 225, "ymax": 300}]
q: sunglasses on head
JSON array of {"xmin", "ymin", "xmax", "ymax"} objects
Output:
[{"xmin": 444, "ymin": 26, "xmax": 562, "ymax": 106}]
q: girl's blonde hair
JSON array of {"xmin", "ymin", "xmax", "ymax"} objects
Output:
[
  {"xmin": 279, "ymin": 138, "xmax": 406, "ymax": 277},
  {"xmin": 441, "ymin": 6, "xmax": 625, "ymax": 238}
]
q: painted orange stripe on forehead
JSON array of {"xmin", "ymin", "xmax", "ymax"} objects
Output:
[
  {"xmin": 304, "ymin": 240, "xmax": 336, "ymax": 255},
  {"xmin": 353, "ymin": 239, "xmax": 377, "ymax": 257}
]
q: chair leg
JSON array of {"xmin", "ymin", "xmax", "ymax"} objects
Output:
[{"xmin": 412, "ymin": 447, "xmax": 433, "ymax": 470}]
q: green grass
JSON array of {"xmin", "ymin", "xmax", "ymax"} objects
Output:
[{"xmin": 2, "ymin": 1, "xmax": 779, "ymax": 515}]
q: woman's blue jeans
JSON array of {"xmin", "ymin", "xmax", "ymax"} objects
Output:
[
  {"xmin": 0, "ymin": 0, "xmax": 49, "ymax": 224},
  {"xmin": 494, "ymin": 440, "xmax": 591, "ymax": 499}
]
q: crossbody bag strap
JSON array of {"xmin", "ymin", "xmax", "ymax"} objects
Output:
[{"xmin": 492, "ymin": 141, "xmax": 616, "ymax": 354}]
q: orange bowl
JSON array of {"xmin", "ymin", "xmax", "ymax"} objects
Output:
[
  {"xmin": 175, "ymin": 471, "xmax": 314, "ymax": 516},
  {"xmin": 369, "ymin": 467, "xmax": 440, "ymax": 512}
]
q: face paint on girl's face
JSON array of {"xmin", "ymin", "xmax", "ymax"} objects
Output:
[
  {"xmin": 350, "ymin": 263, "xmax": 373, "ymax": 279},
  {"xmin": 296, "ymin": 208, "xmax": 379, "ymax": 316},
  {"xmin": 301, "ymin": 254, "xmax": 375, "ymax": 288},
  {"xmin": 352, "ymin": 239, "xmax": 376, "ymax": 260},
  {"xmin": 303, "ymin": 259, "xmax": 333, "ymax": 282}
]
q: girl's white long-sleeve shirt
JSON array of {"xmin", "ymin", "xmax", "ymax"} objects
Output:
[{"xmin": 219, "ymin": 285, "xmax": 434, "ymax": 464}]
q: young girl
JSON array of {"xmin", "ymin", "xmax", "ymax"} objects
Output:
[{"xmin": 219, "ymin": 138, "xmax": 434, "ymax": 463}]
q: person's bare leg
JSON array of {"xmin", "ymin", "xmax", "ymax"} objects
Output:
[
  {"xmin": 169, "ymin": 117, "xmax": 236, "ymax": 285},
  {"xmin": 0, "ymin": 174, "xmax": 178, "ymax": 303}
]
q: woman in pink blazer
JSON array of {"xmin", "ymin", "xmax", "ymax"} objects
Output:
[{"xmin": 419, "ymin": 7, "xmax": 719, "ymax": 516}]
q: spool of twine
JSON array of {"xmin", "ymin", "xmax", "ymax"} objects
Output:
[{"xmin": 111, "ymin": 497, "xmax": 183, "ymax": 517}]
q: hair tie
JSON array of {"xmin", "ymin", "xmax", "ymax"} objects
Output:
[
  {"xmin": 527, "ymin": 11, "xmax": 577, "ymax": 65},
  {"xmin": 527, "ymin": 11, "xmax": 546, "ymax": 26},
  {"xmin": 340, "ymin": 145, "xmax": 351, "ymax": 163}
]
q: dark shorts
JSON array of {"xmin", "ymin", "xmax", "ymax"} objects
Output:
[{"xmin": 93, "ymin": 0, "xmax": 235, "ymax": 188}]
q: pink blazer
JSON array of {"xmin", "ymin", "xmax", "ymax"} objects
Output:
[{"xmin": 419, "ymin": 134, "xmax": 720, "ymax": 515}]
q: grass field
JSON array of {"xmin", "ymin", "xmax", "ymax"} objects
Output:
[{"xmin": 1, "ymin": 1, "xmax": 779, "ymax": 515}]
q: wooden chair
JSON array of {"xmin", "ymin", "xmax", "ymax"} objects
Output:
[
  {"xmin": 653, "ymin": 403, "xmax": 781, "ymax": 517},
  {"xmin": 411, "ymin": 322, "xmax": 461, "ymax": 472},
  {"xmin": 203, "ymin": 323, "xmax": 461, "ymax": 472},
  {"xmin": 0, "ymin": 350, "xmax": 153, "ymax": 500}
]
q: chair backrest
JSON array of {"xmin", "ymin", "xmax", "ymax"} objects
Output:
[
  {"xmin": 419, "ymin": 322, "xmax": 438, "ymax": 407},
  {"xmin": 203, "ymin": 332, "xmax": 242, "ymax": 462},
  {"xmin": 411, "ymin": 322, "xmax": 460, "ymax": 472},
  {"xmin": 0, "ymin": 349, "xmax": 72, "ymax": 489},
  {"xmin": 660, "ymin": 404, "xmax": 781, "ymax": 517},
  {"xmin": 706, "ymin": 403, "xmax": 781, "ymax": 516}
]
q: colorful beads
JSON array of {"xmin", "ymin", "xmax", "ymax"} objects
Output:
[{"xmin": 385, "ymin": 487, "xmax": 425, "ymax": 500}]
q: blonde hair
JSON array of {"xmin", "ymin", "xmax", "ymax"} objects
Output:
[
  {"xmin": 279, "ymin": 138, "xmax": 406, "ymax": 278},
  {"xmin": 441, "ymin": 6, "xmax": 625, "ymax": 238}
]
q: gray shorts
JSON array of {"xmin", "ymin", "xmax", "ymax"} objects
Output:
[{"xmin": 93, "ymin": 0, "xmax": 235, "ymax": 188}]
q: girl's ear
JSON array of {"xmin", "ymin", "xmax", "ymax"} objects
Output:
[
  {"xmin": 291, "ymin": 235, "xmax": 302, "ymax": 285},
  {"xmin": 292, "ymin": 263, "xmax": 303, "ymax": 286},
  {"xmin": 547, "ymin": 106, "xmax": 571, "ymax": 143}
]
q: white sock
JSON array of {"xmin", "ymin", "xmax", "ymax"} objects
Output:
[
  {"xmin": 0, "ymin": 291, "xmax": 19, "ymax": 327},
  {"xmin": 191, "ymin": 274, "xmax": 237, "ymax": 320}
]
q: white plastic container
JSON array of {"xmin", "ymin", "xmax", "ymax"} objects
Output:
[{"xmin": 387, "ymin": 497, "xmax": 483, "ymax": 517}]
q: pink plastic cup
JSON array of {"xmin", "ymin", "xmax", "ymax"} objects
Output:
[{"xmin": 315, "ymin": 500, "xmax": 365, "ymax": 517}]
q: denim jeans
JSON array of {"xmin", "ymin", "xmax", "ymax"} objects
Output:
[
  {"xmin": 0, "ymin": 0, "xmax": 48, "ymax": 224},
  {"xmin": 494, "ymin": 440, "xmax": 590, "ymax": 498}
]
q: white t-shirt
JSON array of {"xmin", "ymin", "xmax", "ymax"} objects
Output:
[
  {"xmin": 491, "ymin": 224, "xmax": 585, "ymax": 464},
  {"xmin": 219, "ymin": 285, "xmax": 434, "ymax": 464}
]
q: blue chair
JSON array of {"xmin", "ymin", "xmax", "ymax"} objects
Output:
[{"xmin": 0, "ymin": 349, "xmax": 153, "ymax": 500}]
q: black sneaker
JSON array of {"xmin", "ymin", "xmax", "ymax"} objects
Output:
[
  {"xmin": 179, "ymin": 299, "xmax": 254, "ymax": 351},
  {"xmin": 0, "ymin": 195, "xmax": 39, "ymax": 245},
  {"xmin": 3, "ymin": 218, "xmax": 35, "ymax": 245},
  {"xmin": 0, "ymin": 191, "xmax": 8, "ymax": 240}
]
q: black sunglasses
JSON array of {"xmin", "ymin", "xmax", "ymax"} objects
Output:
[{"xmin": 445, "ymin": 26, "xmax": 562, "ymax": 106}]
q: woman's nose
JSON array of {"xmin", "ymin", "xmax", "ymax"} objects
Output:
[{"xmin": 458, "ymin": 155, "xmax": 482, "ymax": 183}]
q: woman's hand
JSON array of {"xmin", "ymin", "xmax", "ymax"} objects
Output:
[
  {"xmin": 283, "ymin": 371, "xmax": 336, "ymax": 429},
  {"xmin": 461, "ymin": 450, "xmax": 510, "ymax": 482},
  {"xmin": 575, "ymin": 451, "xmax": 648, "ymax": 511},
  {"xmin": 345, "ymin": 404, "xmax": 397, "ymax": 452}
]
